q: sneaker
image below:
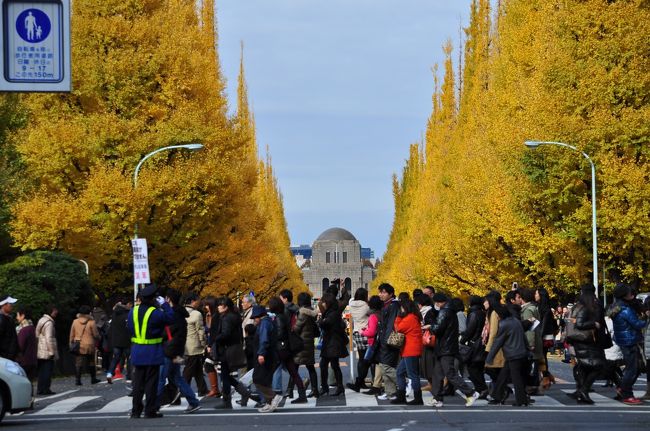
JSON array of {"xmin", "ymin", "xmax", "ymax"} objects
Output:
[
  {"xmin": 432, "ymin": 399, "xmax": 444, "ymax": 408},
  {"xmin": 270, "ymin": 394, "xmax": 283, "ymax": 409},
  {"xmin": 377, "ymin": 393, "xmax": 396, "ymax": 401},
  {"xmin": 465, "ymin": 391, "xmax": 480, "ymax": 407},
  {"xmin": 106, "ymin": 373, "xmax": 113, "ymax": 384},
  {"xmin": 258, "ymin": 403, "xmax": 274, "ymax": 413},
  {"xmin": 406, "ymin": 379, "xmax": 413, "ymax": 397},
  {"xmin": 183, "ymin": 404, "xmax": 201, "ymax": 414},
  {"xmin": 168, "ymin": 391, "xmax": 182, "ymax": 406},
  {"xmin": 622, "ymin": 397, "xmax": 642, "ymax": 405}
]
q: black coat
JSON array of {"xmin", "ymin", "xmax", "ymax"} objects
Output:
[
  {"xmin": 486, "ymin": 317, "xmax": 528, "ymax": 363},
  {"xmin": 318, "ymin": 307, "xmax": 348, "ymax": 359},
  {"xmin": 294, "ymin": 307, "xmax": 318, "ymax": 365},
  {"xmin": 460, "ymin": 305, "xmax": 485, "ymax": 345},
  {"xmin": 275, "ymin": 309, "xmax": 292, "ymax": 352},
  {"xmin": 164, "ymin": 305, "xmax": 189, "ymax": 358},
  {"xmin": 212, "ymin": 311, "xmax": 243, "ymax": 360},
  {"xmin": 573, "ymin": 304, "xmax": 606, "ymax": 367},
  {"xmin": 378, "ymin": 299, "xmax": 401, "ymax": 367},
  {"xmin": 0, "ymin": 313, "xmax": 18, "ymax": 360},
  {"xmin": 110, "ymin": 305, "xmax": 131, "ymax": 349},
  {"xmin": 430, "ymin": 304, "xmax": 459, "ymax": 357}
]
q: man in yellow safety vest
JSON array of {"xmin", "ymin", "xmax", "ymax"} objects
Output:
[{"xmin": 127, "ymin": 284, "xmax": 174, "ymax": 419}]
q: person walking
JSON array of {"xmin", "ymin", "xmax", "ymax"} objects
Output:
[
  {"xmin": 349, "ymin": 287, "xmax": 371, "ymax": 373},
  {"xmin": 127, "ymin": 284, "xmax": 175, "ymax": 419},
  {"xmin": 290, "ymin": 292, "xmax": 319, "ymax": 398},
  {"xmin": 0, "ymin": 294, "xmax": 19, "ymax": 361},
  {"xmin": 241, "ymin": 294, "xmax": 256, "ymax": 331},
  {"xmin": 211, "ymin": 296, "xmax": 255, "ymax": 409},
  {"xmin": 609, "ymin": 284, "xmax": 647, "ymax": 405},
  {"xmin": 429, "ymin": 293, "xmax": 479, "ymax": 408},
  {"xmin": 483, "ymin": 291, "xmax": 505, "ymax": 390},
  {"xmin": 106, "ymin": 299, "xmax": 132, "ymax": 384},
  {"xmin": 36, "ymin": 305, "xmax": 58, "ymax": 395},
  {"xmin": 318, "ymin": 293, "xmax": 348, "ymax": 397},
  {"xmin": 183, "ymin": 293, "xmax": 208, "ymax": 396},
  {"xmin": 567, "ymin": 285, "xmax": 608, "ymax": 404},
  {"xmin": 376, "ymin": 283, "xmax": 401, "ymax": 400},
  {"xmin": 69, "ymin": 305, "xmax": 101, "ymax": 385},
  {"xmin": 460, "ymin": 295, "xmax": 488, "ymax": 399},
  {"xmin": 203, "ymin": 296, "xmax": 222, "ymax": 398},
  {"xmin": 349, "ymin": 295, "xmax": 383, "ymax": 393},
  {"xmin": 391, "ymin": 296, "xmax": 423, "ymax": 405},
  {"xmin": 272, "ymin": 293, "xmax": 307, "ymax": 402},
  {"xmin": 15, "ymin": 307, "xmax": 37, "ymax": 382},
  {"xmin": 536, "ymin": 287, "xmax": 558, "ymax": 388},
  {"xmin": 250, "ymin": 305, "xmax": 282, "ymax": 413},
  {"xmin": 519, "ymin": 288, "xmax": 543, "ymax": 394},
  {"xmin": 156, "ymin": 289, "xmax": 201, "ymax": 414},
  {"xmin": 486, "ymin": 305, "xmax": 529, "ymax": 406}
]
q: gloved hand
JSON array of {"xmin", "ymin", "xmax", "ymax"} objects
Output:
[{"xmin": 156, "ymin": 296, "xmax": 165, "ymax": 306}]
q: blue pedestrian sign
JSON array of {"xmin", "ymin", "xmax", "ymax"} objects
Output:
[{"xmin": 1, "ymin": 0, "xmax": 71, "ymax": 92}]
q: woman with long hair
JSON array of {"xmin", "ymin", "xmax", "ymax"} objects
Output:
[
  {"xmin": 536, "ymin": 287, "xmax": 558, "ymax": 389},
  {"xmin": 318, "ymin": 293, "xmax": 348, "ymax": 396},
  {"xmin": 461, "ymin": 295, "xmax": 488, "ymax": 398},
  {"xmin": 483, "ymin": 291, "xmax": 505, "ymax": 398},
  {"xmin": 212, "ymin": 297, "xmax": 255, "ymax": 408},
  {"xmin": 288, "ymin": 292, "xmax": 320, "ymax": 398},
  {"xmin": 567, "ymin": 285, "xmax": 607, "ymax": 404},
  {"xmin": 391, "ymin": 296, "xmax": 423, "ymax": 405},
  {"xmin": 203, "ymin": 296, "xmax": 221, "ymax": 398}
]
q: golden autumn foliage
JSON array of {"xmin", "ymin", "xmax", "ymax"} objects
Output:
[
  {"xmin": 377, "ymin": 0, "xmax": 650, "ymax": 297},
  {"xmin": 8, "ymin": 0, "xmax": 305, "ymax": 300}
]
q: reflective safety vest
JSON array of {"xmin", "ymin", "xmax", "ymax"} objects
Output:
[{"xmin": 131, "ymin": 305, "xmax": 163, "ymax": 345}]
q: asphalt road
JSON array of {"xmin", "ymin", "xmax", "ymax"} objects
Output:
[{"xmin": 2, "ymin": 356, "xmax": 648, "ymax": 431}]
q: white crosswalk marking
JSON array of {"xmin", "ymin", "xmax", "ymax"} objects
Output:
[
  {"xmin": 97, "ymin": 396, "xmax": 132, "ymax": 413},
  {"xmin": 340, "ymin": 391, "xmax": 378, "ymax": 407},
  {"xmin": 282, "ymin": 395, "xmax": 318, "ymax": 409},
  {"xmin": 530, "ymin": 395, "xmax": 565, "ymax": 407},
  {"xmin": 33, "ymin": 396, "xmax": 101, "ymax": 415}
]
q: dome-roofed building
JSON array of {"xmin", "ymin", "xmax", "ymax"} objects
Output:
[{"xmin": 301, "ymin": 227, "xmax": 376, "ymax": 298}]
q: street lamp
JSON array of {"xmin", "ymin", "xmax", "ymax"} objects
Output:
[
  {"xmin": 524, "ymin": 140, "xmax": 599, "ymax": 299},
  {"xmin": 78, "ymin": 259, "xmax": 89, "ymax": 275},
  {"xmin": 132, "ymin": 143, "xmax": 204, "ymax": 300}
]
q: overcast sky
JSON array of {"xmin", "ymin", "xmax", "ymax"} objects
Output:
[{"xmin": 217, "ymin": 1, "xmax": 472, "ymax": 258}]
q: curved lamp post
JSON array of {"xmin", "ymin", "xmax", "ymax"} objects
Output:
[
  {"xmin": 524, "ymin": 140, "xmax": 599, "ymax": 300},
  {"xmin": 132, "ymin": 143, "xmax": 204, "ymax": 300},
  {"xmin": 78, "ymin": 259, "xmax": 89, "ymax": 275}
]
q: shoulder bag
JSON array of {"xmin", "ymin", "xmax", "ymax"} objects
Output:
[{"xmin": 69, "ymin": 321, "xmax": 88, "ymax": 355}]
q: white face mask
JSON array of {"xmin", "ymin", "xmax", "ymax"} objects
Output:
[{"xmin": 434, "ymin": 305, "xmax": 441, "ymax": 311}]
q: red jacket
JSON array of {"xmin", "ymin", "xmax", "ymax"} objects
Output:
[{"xmin": 395, "ymin": 313, "xmax": 423, "ymax": 357}]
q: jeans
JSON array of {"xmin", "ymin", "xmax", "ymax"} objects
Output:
[
  {"xmin": 620, "ymin": 344, "xmax": 640, "ymax": 398},
  {"xmin": 396, "ymin": 356, "xmax": 420, "ymax": 392},
  {"xmin": 157, "ymin": 358, "xmax": 199, "ymax": 408},
  {"xmin": 107, "ymin": 346, "xmax": 130, "ymax": 379},
  {"xmin": 272, "ymin": 364, "xmax": 283, "ymax": 393}
]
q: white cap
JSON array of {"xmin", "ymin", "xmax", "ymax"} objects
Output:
[{"xmin": 0, "ymin": 295, "xmax": 17, "ymax": 306}]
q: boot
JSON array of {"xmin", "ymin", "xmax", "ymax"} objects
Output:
[
  {"xmin": 346, "ymin": 377, "xmax": 363, "ymax": 392},
  {"xmin": 214, "ymin": 393, "xmax": 232, "ymax": 409},
  {"xmin": 390, "ymin": 389, "xmax": 407, "ymax": 405},
  {"xmin": 206, "ymin": 371, "xmax": 221, "ymax": 398},
  {"xmin": 307, "ymin": 388, "xmax": 319, "ymax": 398},
  {"xmin": 75, "ymin": 367, "xmax": 82, "ymax": 386},
  {"xmin": 406, "ymin": 389, "xmax": 423, "ymax": 405},
  {"xmin": 291, "ymin": 386, "xmax": 308, "ymax": 404},
  {"xmin": 234, "ymin": 382, "xmax": 254, "ymax": 407},
  {"xmin": 90, "ymin": 366, "xmax": 100, "ymax": 384},
  {"xmin": 320, "ymin": 386, "xmax": 330, "ymax": 397}
]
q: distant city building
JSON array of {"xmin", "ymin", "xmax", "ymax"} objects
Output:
[{"xmin": 297, "ymin": 227, "xmax": 376, "ymax": 298}]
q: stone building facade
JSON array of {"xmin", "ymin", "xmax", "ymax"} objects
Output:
[{"xmin": 301, "ymin": 227, "xmax": 375, "ymax": 298}]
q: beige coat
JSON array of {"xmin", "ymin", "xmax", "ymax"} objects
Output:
[
  {"xmin": 484, "ymin": 311, "xmax": 505, "ymax": 368},
  {"xmin": 185, "ymin": 306, "xmax": 206, "ymax": 356},
  {"xmin": 69, "ymin": 315, "xmax": 99, "ymax": 355},
  {"xmin": 36, "ymin": 314, "xmax": 58, "ymax": 360}
]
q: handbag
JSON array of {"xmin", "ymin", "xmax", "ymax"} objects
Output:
[
  {"xmin": 565, "ymin": 306, "xmax": 594, "ymax": 344},
  {"xmin": 69, "ymin": 321, "xmax": 88, "ymax": 355},
  {"xmin": 422, "ymin": 329, "xmax": 436, "ymax": 347},
  {"xmin": 316, "ymin": 335, "xmax": 323, "ymax": 350},
  {"xmin": 386, "ymin": 331, "xmax": 405, "ymax": 349},
  {"xmin": 225, "ymin": 343, "xmax": 247, "ymax": 369}
]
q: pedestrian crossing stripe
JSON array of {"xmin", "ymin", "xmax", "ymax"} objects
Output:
[{"xmin": 26, "ymin": 389, "xmax": 648, "ymax": 416}]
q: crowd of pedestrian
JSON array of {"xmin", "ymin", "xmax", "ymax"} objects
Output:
[{"xmin": 0, "ymin": 278, "xmax": 648, "ymax": 418}]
